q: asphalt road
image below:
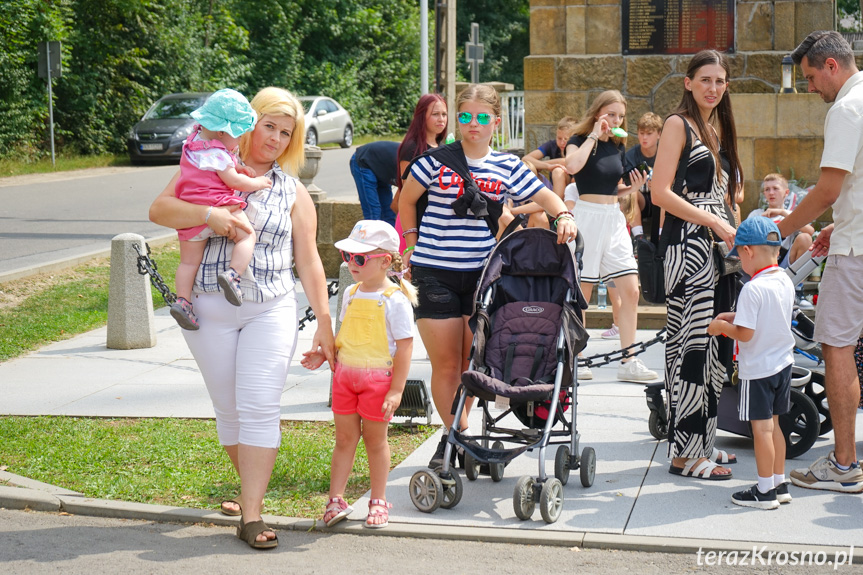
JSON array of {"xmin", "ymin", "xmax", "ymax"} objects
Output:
[
  {"xmin": 2, "ymin": 509, "xmax": 842, "ymax": 575},
  {"xmin": 0, "ymin": 146, "xmax": 358, "ymax": 278}
]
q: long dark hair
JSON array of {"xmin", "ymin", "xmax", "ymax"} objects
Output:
[
  {"xmin": 674, "ymin": 50, "xmax": 742, "ymax": 203},
  {"xmin": 396, "ymin": 93, "xmax": 447, "ymax": 190}
]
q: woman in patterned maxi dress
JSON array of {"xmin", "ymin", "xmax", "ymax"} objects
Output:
[{"xmin": 651, "ymin": 50, "xmax": 743, "ymax": 480}]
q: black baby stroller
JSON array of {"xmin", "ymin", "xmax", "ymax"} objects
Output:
[
  {"xmin": 644, "ymin": 250, "xmax": 829, "ymax": 459},
  {"xmin": 408, "ymin": 228, "xmax": 593, "ymax": 524}
]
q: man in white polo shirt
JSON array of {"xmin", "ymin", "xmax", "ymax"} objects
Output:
[{"xmin": 779, "ymin": 30, "xmax": 863, "ymax": 493}]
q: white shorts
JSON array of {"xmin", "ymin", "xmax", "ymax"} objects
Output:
[{"xmin": 572, "ymin": 200, "xmax": 637, "ymax": 284}]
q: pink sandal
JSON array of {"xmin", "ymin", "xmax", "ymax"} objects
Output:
[
  {"xmin": 323, "ymin": 496, "xmax": 353, "ymax": 527},
  {"xmin": 364, "ymin": 498, "xmax": 392, "ymax": 529}
]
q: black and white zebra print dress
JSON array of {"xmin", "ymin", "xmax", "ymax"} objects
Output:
[{"xmin": 663, "ymin": 118, "xmax": 738, "ymax": 459}]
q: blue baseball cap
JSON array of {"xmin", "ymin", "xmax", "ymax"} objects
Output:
[
  {"xmin": 729, "ymin": 216, "xmax": 782, "ymax": 256},
  {"xmin": 190, "ymin": 89, "xmax": 257, "ymax": 138}
]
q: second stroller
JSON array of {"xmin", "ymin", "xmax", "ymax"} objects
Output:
[{"xmin": 408, "ymin": 228, "xmax": 593, "ymax": 523}]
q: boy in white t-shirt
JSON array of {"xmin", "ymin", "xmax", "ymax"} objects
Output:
[{"xmin": 708, "ymin": 217, "xmax": 796, "ymax": 510}]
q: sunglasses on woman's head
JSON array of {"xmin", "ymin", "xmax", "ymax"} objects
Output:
[
  {"xmin": 457, "ymin": 112, "xmax": 494, "ymax": 125},
  {"xmin": 340, "ymin": 251, "xmax": 389, "ymax": 267}
]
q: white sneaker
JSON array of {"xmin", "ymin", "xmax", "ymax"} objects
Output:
[
  {"xmin": 577, "ymin": 365, "xmax": 593, "ymax": 380},
  {"xmin": 601, "ymin": 324, "xmax": 620, "ymax": 339},
  {"xmin": 617, "ymin": 358, "xmax": 658, "ymax": 382},
  {"xmin": 796, "ymin": 297, "xmax": 814, "ymax": 311}
]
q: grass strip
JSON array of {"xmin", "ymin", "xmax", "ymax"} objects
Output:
[
  {"xmin": 0, "ymin": 243, "xmax": 181, "ymax": 363},
  {"xmin": 0, "ymin": 416, "xmax": 435, "ymax": 519},
  {"xmin": 0, "ymin": 154, "xmax": 129, "ymax": 178}
]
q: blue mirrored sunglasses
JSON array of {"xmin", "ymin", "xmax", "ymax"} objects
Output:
[{"xmin": 457, "ymin": 112, "xmax": 494, "ymax": 125}]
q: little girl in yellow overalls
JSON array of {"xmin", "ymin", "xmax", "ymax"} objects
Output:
[{"xmin": 301, "ymin": 220, "xmax": 417, "ymax": 529}]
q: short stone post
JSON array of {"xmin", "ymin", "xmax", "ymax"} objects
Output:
[
  {"xmin": 107, "ymin": 233, "xmax": 156, "ymax": 349},
  {"xmin": 329, "ymin": 261, "xmax": 354, "ymax": 406}
]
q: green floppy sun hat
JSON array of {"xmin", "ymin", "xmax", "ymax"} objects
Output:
[{"xmin": 191, "ymin": 88, "xmax": 257, "ymax": 138}]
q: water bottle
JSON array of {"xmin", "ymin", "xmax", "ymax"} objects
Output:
[{"xmin": 597, "ymin": 281, "xmax": 607, "ymax": 309}]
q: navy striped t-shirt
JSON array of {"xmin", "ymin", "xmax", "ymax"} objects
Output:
[{"xmin": 409, "ymin": 148, "xmax": 543, "ymax": 271}]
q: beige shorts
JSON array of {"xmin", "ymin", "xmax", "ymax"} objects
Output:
[{"xmin": 813, "ymin": 252, "xmax": 863, "ymax": 348}]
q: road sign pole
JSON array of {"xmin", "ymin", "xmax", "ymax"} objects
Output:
[{"xmin": 46, "ymin": 42, "xmax": 55, "ymax": 167}]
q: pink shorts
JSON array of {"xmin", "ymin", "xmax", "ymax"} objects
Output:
[{"xmin": 332, "ymin": 363, "xmax": 394, "ymax": 422}]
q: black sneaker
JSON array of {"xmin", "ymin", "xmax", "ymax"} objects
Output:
[
  {"xmin": 775, "ymin": 481, "xmax": 792, "ymax": 504},
  {"xmin": 731, "ymin": 484, "xmax": 779, "ymax": 510},
  {"xmin": 428, "ymin": 435, "xmax": 448, "ymax": 469}
]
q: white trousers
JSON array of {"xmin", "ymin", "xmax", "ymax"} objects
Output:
[{"xmin": 182, "ymin": 292, "xmax": 298, "ymax": 448}]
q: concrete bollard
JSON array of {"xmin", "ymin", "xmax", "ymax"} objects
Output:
[{"xmin": 107, "ymin": 233, "xmax": 156, "ymax": 349}]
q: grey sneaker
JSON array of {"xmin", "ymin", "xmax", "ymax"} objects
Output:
[
  {"xmin": 731, "ymin": 484, "xmax": 779, "ymax": 510},
  {"xmin": 617, "ymin": 358, "xmax": 659, "ymax": 382},
  {"xmin": 789, "ymin": 451, "xmax": 863, "ymax": 493},
  {"xmin": 775, "ymin": 481, "xmax": 792, "ymax": 504},
  {"xmin": 218, "ymin": 268, "xmax": 243, "ymax": 307}
]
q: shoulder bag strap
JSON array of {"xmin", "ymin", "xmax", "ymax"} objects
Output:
[{"xmin": 657, "ymin": 114, "xmax": 692, "ymax": 253}]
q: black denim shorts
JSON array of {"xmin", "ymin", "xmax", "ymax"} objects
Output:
[{"xmin": 411, "ymin": 265, "xmax": 482, "ymax": 320}]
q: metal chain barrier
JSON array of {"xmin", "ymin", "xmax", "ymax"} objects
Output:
[
  {"xmin": 134, "ymin": 243, "xmax": 176, "ymax": 306},
  {"xmin": 297, "ymin": 280, "xmax": 339, "ymax": 331},
  {"xmin": 577, "ymin": 328, "xmax": 667, "ymax": 368},
  {"xmin": 133, "ymin": 241, "xmax": 660, "ymax": 359}
]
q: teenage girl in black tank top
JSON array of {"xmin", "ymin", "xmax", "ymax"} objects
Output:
[{"xmin": 564, "ymin": 90, "xmax": 658, "ymax": 382}]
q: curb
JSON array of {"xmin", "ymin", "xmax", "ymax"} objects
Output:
[{"xmin": 1, "ymin": 471, "xmax": 860, "ymax": 563}]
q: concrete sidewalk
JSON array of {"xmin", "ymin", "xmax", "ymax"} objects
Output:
[{"xmin": 1, "ymin": 285, "xmax": 861, "ymax": 559}]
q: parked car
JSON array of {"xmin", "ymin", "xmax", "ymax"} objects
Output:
[
  {"xmin": 127, "ymin": 92, "xmax": 212, "ymax": 164},
  {"xmin": 298, "ymin": 96, "xmax": 353, "ymax": 148}
]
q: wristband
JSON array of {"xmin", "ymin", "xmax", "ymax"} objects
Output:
[
  {"xmin": 553, "ymin": 214, "xmax": 574, "ymax": 228},
  {"xmin": 402, "ymin": 246, "xmax": 415, "ymax": 256},
  {"xmin": 205, "ymin": 206, "xmax": 213, "ymax": 224},
  {"xmin": 587, "ymin": 133, "xmax": 599, "ymax": 141},
  {"xmin": 402, "ymin": 227, "xmax": 418, "ymax": 238},
  {"xmin": 554, "ymin": 211, "xmax": 570, "ymax": 220}
]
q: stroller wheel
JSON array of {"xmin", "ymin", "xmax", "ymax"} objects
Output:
[
  {"xmin": 805, "ymin": 371, "xmax": 832, "ymax": 435},
  {"xmin": 648, "ymin": 411, "xmax": 668, "ymax": 440},
  {"xmin": 554, "ymin": 445, "xmax": 571, "ymax": 486},
  {"xmin": 780, "ymin": 388, "xmax": 820, "ymax": 459},
  {"xmin": 490, "ymin": 441, "xmax": 505, "ymax": 482},
  {"xmin": 580, "ymin": 446, "xmax": 596, "ymax": 488},
  {"xmin": 513, "ymin": 476, "xmax": 536, "ymax": 520},
  {"xmin": 464, "ymin": 452, "xmax": 480, "ymax": 481},
  {"xmin": 438, "ymin": 469, "xmax": 463, "ymax": 509},
  {"xmin": 409, "ymin": 470, "xmax": 443, "ymax": 513},
  {"xmin": 540, "ymin": 478, "xmax": 564, "ymax": 524}
]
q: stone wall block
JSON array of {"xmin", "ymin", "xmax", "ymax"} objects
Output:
[
  {"xmin": 737, "ymin": 138, "xmax": 755, "ymax": 186},
  {"xmin": 565, "ymin": 6, "xmax": 586, "ymax": 54},
  {"xmin": 740, "ymin": 179, "xmax": 763, "ymax": 217},
  {"xmin": 526, "ymin": 125, "xmax": 558, "ymax": 154},
  {"xmin": 753, "ymin": 137, "xmax": 824, "ymax": 186},
  {"xmin": 319, "ymin": 202, "xmax": 364, "ymax": 277},
  {"xmin": 557, "ymin": 56, "xmax": 624, "ymax": 91},
  {"xmin": 736, "ymin": 1, "xmax": 773, "ymax": 51},
  {"xmin": 744, "ymin": 52, "xmax": 782, "ymax": 86},
  {"xmin": 531, "ymin": 0, "xmax": 567, "ymax": 5},
  {"xmin": 773, "ymin": 2, "xmax": 795, "ymax": 51},
  {"xmin": 626, "ymin": 56, "xmax": 673, "ymax": 97},
  {"xmin": 651, "ymin": 75, "xmax": 684, "ymax": 119},
  {"xmin": 794, "ymin": 1, "xmax": 834, "ymax": 47},
  {"xmin": 531, "ymin": 7, "xmax": 566, "ymax": 55},
  {"xmin": 585, "ymin": 5, "xmax": 620, "ymax": 54},
  {"xmin": 731, "ymin": 94, "xmax": 776, "ymax": 138},
  {"xmin": 524, "ymin": 57, "xmax": 557, "ymax": 90},
  {"xmin": 625, "ymin": 97, "xmax": 651, "ymax": 130},
  {"xmin": 776, "ymin": 94, "xmax": 828, "ymax": 138},
  {"xmin": 525, "ymin": 90, "xmax": 560, "ymax": 124},
  {"xmin": 732, "ymin": 79, "xmax": 775, "ymax": 93},
  {"xmin": 555, "ymin": 91, "xmax": 589, "ymax": 122}
]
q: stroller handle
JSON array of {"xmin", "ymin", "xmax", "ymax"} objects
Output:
[{"xmin": 572, "ymin": 229, "xmax": 584, "ymax": 256}]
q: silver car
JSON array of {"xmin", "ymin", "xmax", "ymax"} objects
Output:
[{"xmin": 299, "ymin": 96, "xmax": 353, "ymax": 148}]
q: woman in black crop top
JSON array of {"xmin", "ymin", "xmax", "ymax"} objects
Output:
[
  {"xmin": 564, "ymin": 90, "xmax": 657, "ymax": 383},
  {"xmin": 651, "ymin": 50, "xmax": 742, "ymax": 481}
]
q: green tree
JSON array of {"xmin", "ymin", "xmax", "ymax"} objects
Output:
[{"xmin": 457, "ymin": 0, "xmax": 529, "ymax": 89}]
